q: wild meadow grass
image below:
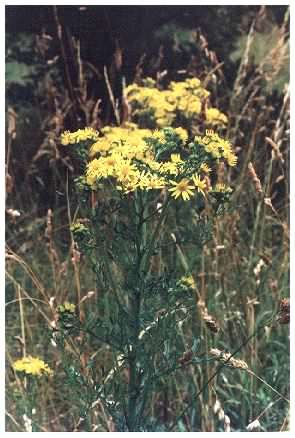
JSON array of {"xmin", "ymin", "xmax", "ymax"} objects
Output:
[{"xmin": 6, "ymin": 6, "xmax": 289, "ymax": 432}]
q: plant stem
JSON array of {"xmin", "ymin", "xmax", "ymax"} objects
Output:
[
  {"xmin": 139, "ymin": 198, "xmax": 170, "ymax": 276},
  {"xmin": 126, "ymin": 289, "xmax": 141, "ymax": 431},
  {"xmin": 126, "ymin": 193, "xmax": 168, "ymax": 430},
  {"xmin": 126, "ymin": 193, "xmax": 144, "ymax": 431}
]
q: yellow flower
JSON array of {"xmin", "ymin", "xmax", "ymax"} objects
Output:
[
  {"xmin": 195, "ymin": 132, "xmax": 237, "ymax": 167},
  {"xmin": 192, "ymin": 174, "xmax": 207, "ymax": 197},
  {"xmin": 187, "ymin": 100, "xmax": 202, "ymax": 115},
  {"xmin": 86, "ymin": 158, "xmax": 109, "ymax": 185},
  {"xmin": 144, "ymin": 174, "xmax": 166, "ymax": 190},
  {"xmin": 70, "ymin": 222, "xmax": 88, "ymax": 234},
  {"xmin": 150, "ymin": 130, "xmax": 166, "ymax": 144},
  {"xmin": 90, "ymin": 139, "xmax": 112, "ymax": 155},
  {"xmin": 118, "ymin": 177, "xmax": 140, "ymax": 194},
  {"xmin": 115, "ymin": 160, "xmax": 138, "ymax": 183},
  {"xmin": 126, "ymin": 78, "xmax": 222, "ymax": 128},
  {"xmin": 224, "ymin": 152, "xmax": 238, "ymax": 167},
  {"xmin": 61, "ymin": 130, "xmax": 73, "ymax": 145},
  {"xmin": 180, "ymin": 275, "xmax": 196, "ymax": 289},
  {"xmin": 104, "ymin": 155, "xmax": 118, "ymax": 169},
  {"xmin": 174, "ymin": 127, "xmax": 188, "ymax": 143},
  {"xmin": 13, "ymin": 356, "xmax": 53, "ymax": 377},
  {"xmin": 58, "ymin": 301, "xmax": 76, "ymax": 313},
  {"xmin": 90, "ymin": 125, "xmax": 152, "ymax": 158},
  {"xmin": 200, "ymin": 163, "xmax": 211, "ymax": 174},
  {"xmin": 212, "ymin": 183, "xmax": 233, "ymax": 193},
  {"xmin": 61, "ymin": 127, "xmax": 99, "ymax": 145},
  {"xmin": 158, "ymin": 161, "xmax": 178, "ymax": 175},
  {"xmin": 168, "ymin": 178, "xmax": 195, "ymax": 201},
  {"xmin": 205, "ymin": 107, "xmax": 228, "ymax": 125},
  {"xmin": 170, "ymin": 153, "xmax": 183, "ymax": 164}
]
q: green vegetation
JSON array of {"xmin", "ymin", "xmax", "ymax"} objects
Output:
[{"xmin": 6, "ymin": 5, "xmax": 289, "ymax": 432}]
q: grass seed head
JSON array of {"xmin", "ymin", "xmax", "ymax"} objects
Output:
[{"xmin": 209, "ymin": 348, "xmax": 249, "ymax": 370}]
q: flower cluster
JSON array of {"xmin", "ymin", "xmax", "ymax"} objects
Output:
[
  {"xmin": 13, "ymin": 356, "xmax": 53, "ymax": 377},
  {"xmin": 61, "ymin": 124, "xmax": 235, "ymax": 202},
  {"xmin": 205, "ymin": 108, "xmax": 228, "ymax": 126},
  {"xmin": 85, "ymin": 126, "xmax": 211, "ymax": 199},
  {"xmin": 60, "ymin": 77, "xmax": 236, "ymax": 202},
  {"xmin": 126, "ymin": 77, "xmax": 228, "ymax": 129},
  {"xmin": 70, "ymin": 221, "xmax": 92, "ymax": 246},
  {"xmin": 194, "ymin": 130, "xmax": 237, "ymax": 167},
  {"xmin": 178, "ymin": 275, "xmax": 196, "ymax": 290},
  {"xmin": 57, "ymin": 301, "xmax": 80, "ymax": 335},
  {"xmin": 90, "ymin": 123, "xmax": 153, "ymax": 157},
  {"xmin": 57, "ymin": 301, "xmax": 76, "ymax": 314},
  {"xmin": 61, "ymin": 127, "xmax": 99, "ymax": 145}
]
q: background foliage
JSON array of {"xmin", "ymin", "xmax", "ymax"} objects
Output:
[{"xmin": 6, "ymin": 5, "xmax": 289, "ymax": 432}]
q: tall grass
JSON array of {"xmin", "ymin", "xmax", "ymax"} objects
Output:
[{"xmin": 6, "ymin": 6, "xmax": 289, "ymax": 432}]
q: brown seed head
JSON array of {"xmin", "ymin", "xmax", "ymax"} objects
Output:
[
  {"xmin": 209, "ymin": 348, "xmax": 249, "ymax": 370},
  {"xmin": 203, "ymin": 314, "xmax": 220, "ymax": 333},
  {"xmin": 178, "ymin": 350, "xmax": 193, "ymax": 365},
  {"xmin": 248, "ymin": 162, "xmax": 263, "ymax": 194},
  {"xmin": 280, "ymin": 298, "xmax": 290, "ymax": 313},
  {"xmin": 277, "ymin": 298, "xmax": 290, "ymax": 325}
]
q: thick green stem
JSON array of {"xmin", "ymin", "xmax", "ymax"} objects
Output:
[
  {"xmin": 127, "ymin": 289, "xmax": 141, "ymax": 431},
  {"xmin": 127, "ymin": 194, "xmax": 168, "ymax": 430},
  {"xmin": 126, "ymin": 195, "xmax": 170, "ymax": 430},
  {"xmin": 139, "ymin": 198, "xmax": 170, "ymax": 275},
  {"xmin": 126, "ymin": 193, "xmax": 144, "ymax": 431}
]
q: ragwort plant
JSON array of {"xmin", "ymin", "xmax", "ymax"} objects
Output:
[
  {"xmin": 57, "ymin": 77, "xmax": 237, "ymax": 431},
  {"xmin": 11, "ymin": 356, "xmax": 53, "ymax": 432}
]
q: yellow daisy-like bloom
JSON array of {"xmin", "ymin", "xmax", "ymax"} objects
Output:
[
  {"xmin": 195, "ymin": 131, "xmax": 237, "ymax": 167},
  {"xmin": 115, "ymin": 160, "xmax": 138, "ymax": 183},
  {"xmin": 126, "ymin": 78, "xmax": 220, "ymax": 129},
  {"xmin": 224, "ymin": 152, "xmax": 238, "ymax": 167},
  {"xmin": 158, "ymin": 161, "xmax": 178, "ymax": 175},
  {"xmin": 13, "ymin": 356, "xmax": 53, "ymax": 377},
  {"xmin": 168, "ymin": 178, "xmax": 196, "ymax": 201},
  {"xmin": 70, "ymin": 222, "xmax": 88, "ymax": 233},
  {"xmin": 63, "ymin": 121, "xmax": 234, "ymax": 200},
  {"xmin": 144, "ymin": 174, "xmax": 166, "ymax": 191},
  {"xmin": 117, "ymin": 177, "xmax": 140, "ymax": 194},
  {"xmin": 90, "ymin": 139, "xmax": 112, "ymax": 155},
  {"xmin": 180, "ymin": 275, "xmax": 196, "ymax": 289},
  {"xmin": 61, "ymin": 127, "xmax": 99, "ymax": 145},
  {"xmin": 86, "ymin": 158, "xmax": 109, "ymax": 185},
  {"xmin": 212, "ymin": 183, "xmax": 233, "ymax": 193},
  {"xmin": 205, "ymin": 107, "xmax": 228, "ymax": 125},
  {"xmin": 150, "ymin": 129, "xmax": 166, "ymax": 144},
  {"xmin": 174, "ymin": 127, "xmax": 188, "ymax": 143},
  {"xmin": 192, "ymin": 174, "xmax": 207, "ymax": 197},
  {"xmin": 104, "ymin": 155, "xmax": 118, "ymax": 169},
  {"xmin": 200, "ymin": 163, "xmax": 211, "ymax": 174},
  {"xmin": 170, "ymin": 153, "xmax": 183, "ymax": 164},
  {"xmin": 90, "ymin": 125, "xmax": 152, "ymax": 158},
  {"xmin": 58, "ymin": 301, "xmax": 76, "ymax": 313}
]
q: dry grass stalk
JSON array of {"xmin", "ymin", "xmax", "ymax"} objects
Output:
[
  {"xmin": 213, "ymin": 398, "xmax": 231, "ymax": 432},
  {"xmin": 248, "ymin": 162, "xmax": 263, "ymax": 194},
  {"xmin": 209, "ymin": 348, "xmax": 249, "ymax": 370},
  {"xmin": 104, "ymin": 66, "xmax": 121, "ymax": 126},
  {"xmin": 45, "ymin": 209, "xmax": 60, "ymax": 296},
  {"xmin": 197, "ymin": 298, "xmax": 220, "ymax": 334},
  {"xmin": 265, "ymin": 137, "xmax": 285, "ymax": 164},
  {"xmin": 224, "ymin": 415, "xmax": 231, "ymax": 432},
  {"xmin": 246, "ymin": 419, "xmax": 261, "ymax": 431}
]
